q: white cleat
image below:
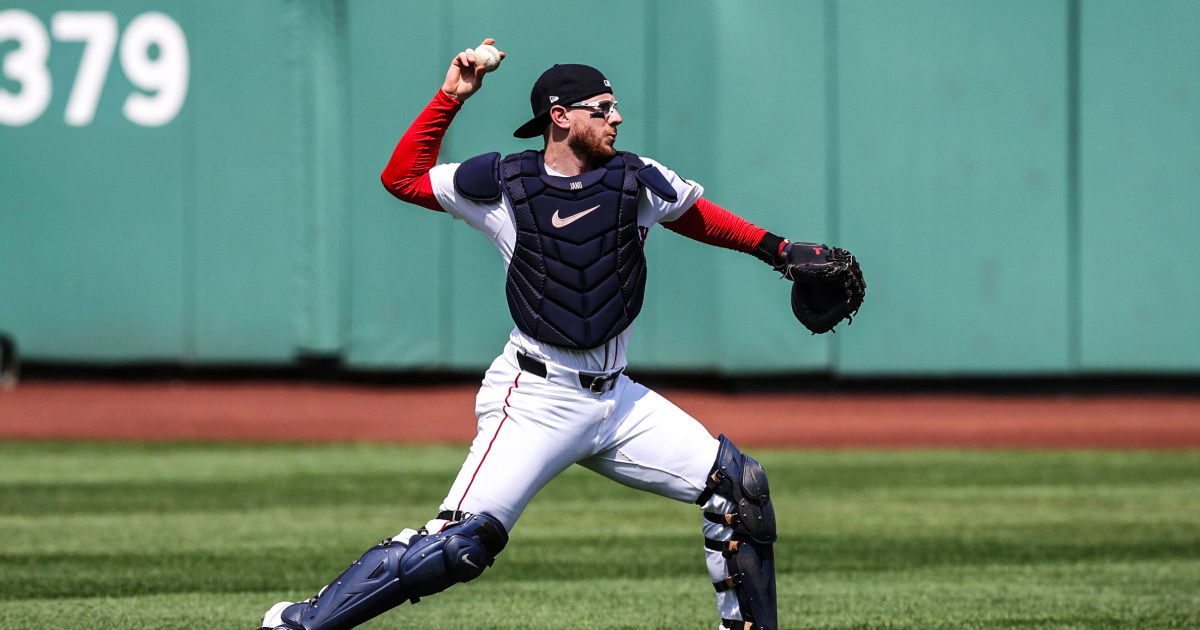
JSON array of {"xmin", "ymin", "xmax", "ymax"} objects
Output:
[{"xmin": 257, "ymin": 601, "xmax": 294, "ymax": 629}]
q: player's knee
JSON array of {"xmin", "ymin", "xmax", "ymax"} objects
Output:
[
  {"xmin": 697, "ymin": 436, "xmax": 779, "ymax": 629},
  {"xmin": 697, "ymin": 434, "xmax": 776, "ymax": 543},
  {"xmin": 401, "ymin": 512, "xmax": 509, "ymax": 598}
]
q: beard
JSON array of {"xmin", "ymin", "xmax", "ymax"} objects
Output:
[{"xmin": 568, "ymin": 123, "xmax": 617, "ymax": 167}]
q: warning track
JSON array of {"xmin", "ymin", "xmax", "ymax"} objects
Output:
[{"xmin": 3, "ymin": 381, "xmax": 1199, "ymax": 448}]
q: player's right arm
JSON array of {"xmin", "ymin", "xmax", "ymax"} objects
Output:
[
  {"xmin": 380, "ymin": 39, "xmax": 503, "ymax": 211},
  {"xmin": 380, "ymin": 90, "xmax": 460, "ymax": 211}
]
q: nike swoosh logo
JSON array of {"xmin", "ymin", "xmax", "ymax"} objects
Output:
[
  {"xmin": 461, "ymin": 554, "xmax": 480, "ymax": 569},
  {"xmin": 551, "ymin": 205, "xmax": 600, "ymax": 228}
]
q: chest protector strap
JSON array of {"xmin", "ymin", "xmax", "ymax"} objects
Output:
[{"xmin": 499, "ymin": 150, "xmax": 647, "ymax": 350}]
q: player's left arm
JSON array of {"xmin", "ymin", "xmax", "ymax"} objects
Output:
[
  {"xmin": 643, "ymin": 157, "xmax": 789, "ymax": 266},
  {"xmin": 661, "ymin": 198, "xmax": 790, "ymax": 267},
  {"xmin": 663, "ymin": 198, "xmax": 866, "ymax": 334}
]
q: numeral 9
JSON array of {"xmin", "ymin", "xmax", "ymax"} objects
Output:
[{"xmin": 121, "ymin": 12, "xmax": 189, "ymax": 127}]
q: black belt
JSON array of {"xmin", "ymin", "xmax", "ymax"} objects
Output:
[{"xmin": 516, "ymin": 352, "xmax": 623, "ymax": 394}]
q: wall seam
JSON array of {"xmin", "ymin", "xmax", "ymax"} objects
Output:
[
  {"xmin": 1067, "ymin": 0, "xmax": 1082, "ymax": 373},
  {"xmin": 182, "ymin": 0, "xmax": 198, "ymax": 362},
  {"xmin": 825, "ymin": 0, "xmax": 842, "ymax": 375},
  {"xmin": 437, "ymin": 1, "xmax": 454, "ymax": 366}
]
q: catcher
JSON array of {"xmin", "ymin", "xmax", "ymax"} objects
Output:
[{"xmin": 257, "ymin": 38, "xmax": 864, "ymax": 630}]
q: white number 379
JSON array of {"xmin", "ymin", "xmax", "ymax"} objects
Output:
[{"xmin": 0, "ymin": 9, "xmax": 188, "ymax": 127}]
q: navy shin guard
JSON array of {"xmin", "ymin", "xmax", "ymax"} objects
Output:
[
  {"xmin": 279, "ymin": 513, "xmax": 508, "ymax": 630},
  {"xmin": 697, "ymin": 435, "xmax": 778, "ymax": 630}
]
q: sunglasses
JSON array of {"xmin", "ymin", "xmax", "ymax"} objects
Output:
[{"xmin": 566, "ymin": 99, "xmax": 619, "ymax": 119}]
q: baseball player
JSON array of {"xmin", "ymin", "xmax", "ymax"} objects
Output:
[{"xmin": 258, "ymin": 38, "xmax": 863, "ymax": 630}]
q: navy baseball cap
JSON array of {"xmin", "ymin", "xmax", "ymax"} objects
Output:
[{"xmin": 513, "ymin": 64, "xmax": 613, "ymax": 139}]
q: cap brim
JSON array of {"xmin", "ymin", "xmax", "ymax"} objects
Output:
[{"xmin": 513, "ymin": 113, "xmax": 551, "ymax": 139}]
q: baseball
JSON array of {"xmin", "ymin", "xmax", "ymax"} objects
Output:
[{"xmin": 473, "ymin": 44, "xmax": 502, "ymax": 72}]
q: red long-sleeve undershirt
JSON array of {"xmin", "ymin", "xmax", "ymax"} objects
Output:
[
  {"xmin": 380, "ymin": 90, "xmax": 461, "ymax": 212},
  {"xmin": 662, "ymin": 198, "xmax": 767, "ymax": 255},
  {"xmin": 380, "ymin": 90, "xmax": 771, "ymax": 255}
]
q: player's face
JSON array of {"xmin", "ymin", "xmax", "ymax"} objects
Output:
[{"xmin": 566, "ymin": 93, "xmax": 621, "ymax": 164}]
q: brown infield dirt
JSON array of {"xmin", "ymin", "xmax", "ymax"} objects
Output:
[{"xmin": 2, "ymin": 380, "xmax": 1199, "ymax": 448}]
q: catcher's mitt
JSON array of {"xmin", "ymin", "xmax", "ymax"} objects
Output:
[{"xmin": 776, "ymin": 242, "xmax": 866, "ymax": 334}]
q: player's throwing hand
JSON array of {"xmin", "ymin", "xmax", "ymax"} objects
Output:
[{"xmin": 441, "ymin": 38, "xmax": 505, "ymax": 102}]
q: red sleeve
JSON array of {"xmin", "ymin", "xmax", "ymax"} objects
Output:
[
  {"xmin": 662, "ymin": 197, "xmax": 771, "ymax": 253},
  {"xmin": 380, "ymin": 90, "xmax": 463, "ymax": 212}
]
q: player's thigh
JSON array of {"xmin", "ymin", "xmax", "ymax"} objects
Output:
[
  {"xmin": 579, "ymin": 379, "xmax": 719, "ymax": 503},
  {"xmin": 442, "ymin": 373, "xmax": 603, "ymax": 530}
]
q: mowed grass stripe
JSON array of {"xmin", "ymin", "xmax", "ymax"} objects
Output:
[
  {"xmin": 4, "ymin": 535, "xmax": 1200, "ymax": 601},
  {"xmin": 2, "ymin": 567, "xmax": 1197, "ymax": 629},
  {"xmin": 1, "ymin": 443, "xmax": 1198, "ymax": 629}
]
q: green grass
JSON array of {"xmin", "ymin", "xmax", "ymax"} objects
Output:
[{"xmin": 1, "ymin": 442, "xmax": 1198, "ymax": 629}]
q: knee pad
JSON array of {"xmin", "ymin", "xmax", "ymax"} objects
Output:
[
  {"xmin": 279, "ymin": 513, "xmax": 508, "ymax": 630},
  {"xmin": 400, "ymin": 512, "xmax": 508, "ymax": 600},
  {"xmin": 697, "ymin": 435, "xmax": 777, "ymax": 630}
]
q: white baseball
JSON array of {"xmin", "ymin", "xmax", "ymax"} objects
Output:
[{"xmin": 473, "ymin": 44, "xmax": 502, "ymax": 72}]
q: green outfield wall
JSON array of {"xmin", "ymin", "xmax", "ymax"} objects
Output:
[{"xmin": 1, "ymin": 0, "xmax": 1197, "ymax": 376}]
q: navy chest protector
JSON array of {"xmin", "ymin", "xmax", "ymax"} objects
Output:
[{"xmin": 454, "ymin": 150, "xmax": 678, "ymax": 350}]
